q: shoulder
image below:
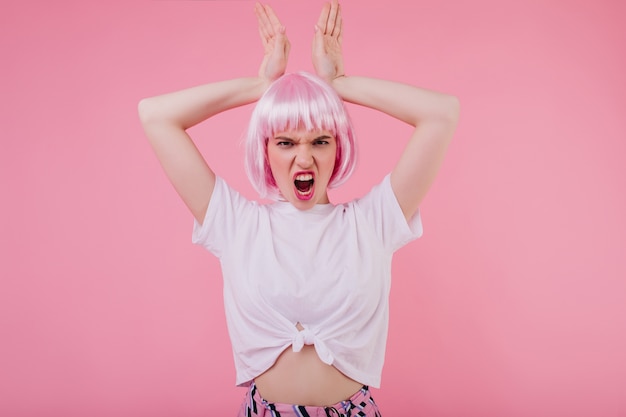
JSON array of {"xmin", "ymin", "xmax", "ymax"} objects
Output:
[
  {"xmin": 349, "ymin": 174, "xmax": 424, "ymax": 251},
  {"xmin": 192, "ymin": 176, "xmax": 261, "ymax": 252}
]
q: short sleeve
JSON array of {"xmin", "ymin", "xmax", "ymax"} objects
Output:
[
  {"xmin": 354, "ymin": 174, "xmax": 423, "ymax": 253},
  {"xmin": 191, "ymin": 176, "xmax": 252, "ymax": 258}
]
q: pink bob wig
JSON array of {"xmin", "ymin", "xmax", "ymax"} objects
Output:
[{"xmin": 245, "ymin": 72, "xmax": 357, "ymax": 200}]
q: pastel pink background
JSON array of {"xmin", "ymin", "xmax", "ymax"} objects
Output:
[{"xmin": 1, "ymin": 1, "xmax": 625, "ymax": 416}]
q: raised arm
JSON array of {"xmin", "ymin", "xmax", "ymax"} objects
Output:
[
  {"xmin": 138, "ymin": 3, "xmax": 290, "ymax": 224},
  {"xmin": 313, "ymin": 0, "xmax": 459, "ymax": 221}
]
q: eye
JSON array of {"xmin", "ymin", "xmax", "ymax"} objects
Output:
[
  {"xmin": 274, "ymin": 136, "xmax": 293, "ymax": 148},
  {"xmin": 312, "ymin": 134, "xmax": 333, "ymax": 146}
]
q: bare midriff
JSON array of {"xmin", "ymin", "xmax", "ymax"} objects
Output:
[{"xmin": 254, "ymin": 325, "xmax": 363, "ymax": 406}]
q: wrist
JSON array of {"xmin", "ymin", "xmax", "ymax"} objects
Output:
[
  {"xmin": 330, "ymin": 74, "xmax": 347, "ymax": 95},
  {"xmin": 254, "ymin": 76, "xmax": 273, "ymax": 97}
]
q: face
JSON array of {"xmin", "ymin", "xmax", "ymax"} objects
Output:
[{"xmin": 267, "ymin": 128, "xmax": 337, "ymax": 210}]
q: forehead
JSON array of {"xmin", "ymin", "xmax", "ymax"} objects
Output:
[{"xmin": 272, "ymin": 129, "xmax": 334, "ymax": 141}]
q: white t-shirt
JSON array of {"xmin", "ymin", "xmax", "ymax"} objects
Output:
[{"xmin": 192, "ymin": 174, "xmax": 423, "ymax": 387}]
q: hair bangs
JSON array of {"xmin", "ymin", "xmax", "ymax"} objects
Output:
[{"xmin": 262, "ymin": 80, "xmax": 343, "ymax": 137}]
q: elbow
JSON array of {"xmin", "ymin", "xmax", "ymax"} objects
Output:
[
  {"xmin": 137, "ymin": 97, "xmax": 173, "ymax": 136},
  {"xmin": 137, "ymin": 97, "xmax": 156, "ymax": 126},
  {"xmin": 137, "ymin": 97, "xmax": 170, "ymax": 143},
  {"xmin": 410, "ymin": 94, "xmax": 460, "ymax": 129},
  {"xmin": 426, "ymin": 95, "xmax": 460, "ymax": 144},
  {"xmin": 138, "ymin": 96, "xmax": 185, "ymax": 133},
  {"xmin": 434, "ymin": 95, "xmax": 460, "ymax": 140},
  {"xmin": 442, "ymin": 94, "xmax": 460, "ymax": 127},
  {"xmin": 416, "ymin": 94, "xmax": 459, "ymax": 133}
]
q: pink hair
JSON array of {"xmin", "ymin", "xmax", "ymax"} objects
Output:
[{"xmin": 244, "ymin": 72, "xmax": 356, "ymax": 199}]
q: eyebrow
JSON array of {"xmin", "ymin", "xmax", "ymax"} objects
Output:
[{"xmin": 272, "ymin": 135, "xmax": 332, "ymax": 142}]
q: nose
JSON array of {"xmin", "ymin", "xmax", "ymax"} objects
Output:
[{"xmin": 295, "ymin": 144, "xmax": 313, "ymax": 168}]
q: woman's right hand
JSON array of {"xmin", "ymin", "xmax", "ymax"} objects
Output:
[
  {"xmin": 139, "ymin": 3, "xmax": 290, "ymax": 225},
  {"xmin": 256, "ymin": 2, "xmax": 290, "ymax": 84}
]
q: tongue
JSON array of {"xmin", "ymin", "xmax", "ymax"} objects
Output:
[{"xmin": 295, "ymin": 179, "xmax": 313, "ymax": 192}]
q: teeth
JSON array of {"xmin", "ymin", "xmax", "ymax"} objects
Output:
[{"xmin": 295, "ymin": 174, "xmax": 313, "ymax": 181}]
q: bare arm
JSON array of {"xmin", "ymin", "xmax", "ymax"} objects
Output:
[
  {"xmin": 138, "ymin": 3, "xmax": 290, "ymax": 224},
  {"xmin": 313, "ymin": 0, "xmax": 459, "ymax": 221},
  {"xmin": 333, "ymin": 77, "xmax": 459, "ymax": 221},
  {"xmin": 138, "ymin": 78, "xmax": 269, "ymax": 223}
]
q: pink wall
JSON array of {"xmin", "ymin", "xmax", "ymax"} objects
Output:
[{"xmin": 1, "ymin": 1, "xmax": 625, "ymax": 416}]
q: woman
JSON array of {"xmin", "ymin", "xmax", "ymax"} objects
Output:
[{"xmin": 139, "ymin": 1, "xmax": 459, "ymax": 415}]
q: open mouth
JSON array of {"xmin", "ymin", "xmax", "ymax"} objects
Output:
[{"xmin": 294, "ymin": 173, "xmax": 314, "ymax": 200}]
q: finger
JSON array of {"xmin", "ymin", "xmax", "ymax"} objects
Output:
[
  {"xmin": 326, "ymin": 0, "xmax": 339, "ymax": 35},
  {"xmin": 334, "ymin": 4, "xmax": 342, "ymax": 40},
  {"xmin": 283, "ymin": 40, "xmax": 291, "ymax": 65},
  {"xmin": 316, "ymin": 2, "xmax": 330, "ymax": 34},
  {"xmin": 264, "ymin": 4, "xmax": 284, "ymax": 34},
  {"xmin": 255, "ymin": 2, "xmax": 274, "ymax": 41},
  {"xmin": 272, "ymin": 26, "xmax": 286, "ymax": 52},
  {"xmin": 281, "ymin": 26, "xmax": 291, "ymax": 58},
  {"xmin": 255, "ymin": 3, "xmax": 269, "ymax": 44},
  {"xmin": 312, "ymin": 24, "xmax": 325, "ymax": 56},
  {"xmin": 268, "ymin": 27, "xmax": 289, "ymax": 73}
]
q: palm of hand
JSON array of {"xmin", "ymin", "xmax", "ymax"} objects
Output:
[
  {"xmin": 254, "ymin": 0, "xmax": 345, "ymax": 84},
  {"xmin": 256, "ymin": 3, "xmax": 290, "ymax": 83},
  {"xmin": 259, "ymin": 33, "xmax": 289, "ymax": 81},
  {"xmin": 313, "ymin": 31, "xmax": 344, "ymax": 83},
  {"xmin": 312, "ymin": 0, "xmax": 344, "ymax": 83}
]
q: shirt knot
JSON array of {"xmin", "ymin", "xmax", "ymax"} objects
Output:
[{"xmin": 292, "ymin": 327, "xmax": 334, "ymax": 365}]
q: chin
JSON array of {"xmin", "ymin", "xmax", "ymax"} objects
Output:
[{"xmin": 290, "ymin": 198, "xmax": 316, "ymax": 210}]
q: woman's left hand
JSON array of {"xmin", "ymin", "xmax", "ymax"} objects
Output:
[
  {"xmin": 312, "ymin": 0, "xmax": 345, "ymax": 83},
  {"xmin": 256, "ymin": 2, "xmax": 290, "ymax": 84}
]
